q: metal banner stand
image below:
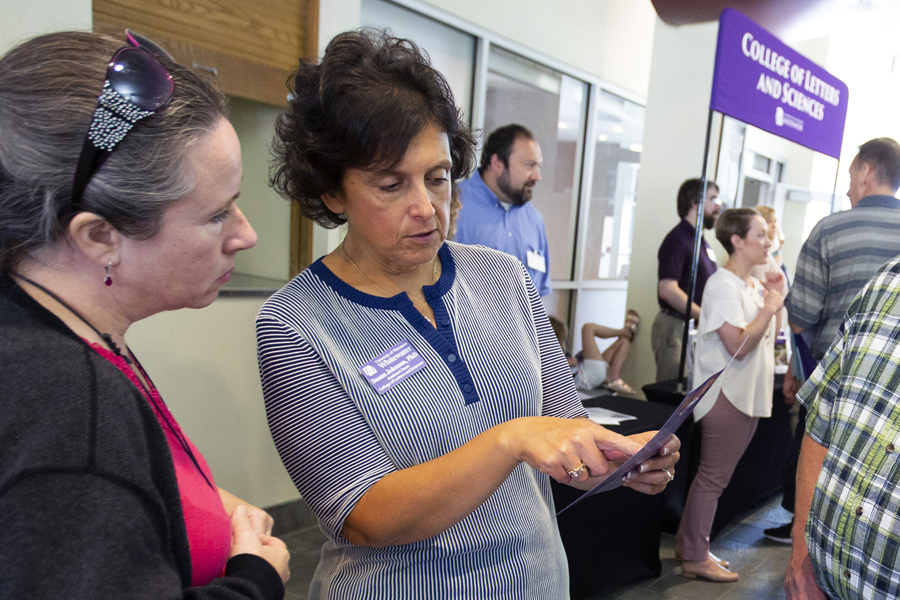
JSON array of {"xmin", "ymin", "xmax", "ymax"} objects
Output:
[
  {"xmin": 673, "ymin": 110, "xmax": 841, "ymax": 393},
  {"xmin": 676, "ymin": 109, "xmax": 715, "ymax": 394},
  {"xmin": 666, "ymin": 9, "xmax": 849, "ymax": 394}
]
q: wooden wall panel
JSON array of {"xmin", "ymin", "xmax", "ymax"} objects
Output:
[
  {"xmin": 94, "ymin": 0, "xmax": 308, "ymax": 69},
  {"xmin": 94, "ymin": 0, "xmax": 317, "ymax": 272},
  {"xmin": 94, "ymin": 0, "xmax": 319, "ymax": 106}
]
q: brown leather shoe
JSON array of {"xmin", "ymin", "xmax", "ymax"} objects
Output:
[
  {"xmin": 674, "ymin": 548, "xmax": 730, "ymax": 569},
  {"xmin": 681, "ymin": 558, "xmax": 739, "ymax": 582}
]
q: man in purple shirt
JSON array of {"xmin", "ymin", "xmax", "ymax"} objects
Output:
[
  {"xmin": 454, "ymin": 124, "xmax": 551, "ymax": 296},
  {"xmin": 651, "ymin": 178, "xmax": 721, "ymax": 382}
]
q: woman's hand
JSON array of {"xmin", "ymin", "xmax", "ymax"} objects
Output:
[
  {"xmin": 219, "ymin": 487, "xmax": 274, "ymax": 537},
  {"xmin": 718, "ymin": 271, "xmax": 784, "ymax": 358},
  {"xmin": 763, "ymin": 270, "xmax": 785, "ymax": 314},
  {"xmin": 617, "ymin": 432, "xmax": 681, "ymax": 495},
  {"xmin": 763, "ymin": 287, "xmax": 784, "ymax": 315},
  {"xmin": 500, "ymin": 417, "xmax": 646, "ymax": 485},
  {"xmin": 762, "ymin": 270, "xmax": 784, "ymax": 294},
  {"xmin": 230, "ymin": 505, "xmax": 291, "ymax": 584},
  {"xmin": 342, "ymin": 416, "xmax": 652, "ymax": 547},
  {"xmin": 245, "ymin": 504, "xmax": 275, "ymax": 538}
]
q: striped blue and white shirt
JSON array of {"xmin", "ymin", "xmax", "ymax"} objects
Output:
[
  {"xmin": 256, "ymin": 242, "xmax": 584, "ymax": 599},
  {"xmin": 785, "ymin": 195, "xmax": 900, "ymax": 361}
]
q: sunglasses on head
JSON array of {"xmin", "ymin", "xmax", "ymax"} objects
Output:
[{"xmin": 69, "ymin": 30, "xmax": 175, "ymax": 212}]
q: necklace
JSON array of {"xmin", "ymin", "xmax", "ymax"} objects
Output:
[
  {"xmin": 341, "ymin": 239, "xmax": 438, "ymax": 323},
  {"xmin": 723, "ymin": 262, "xmax": 747, "ymax": 281},
  {"xmin": 12, "ymin": 272, "xmax": 130, "ymax": 360},
  {"xmin": 10, "ymin": 272, "xmax": 215, "ymax": 490}
]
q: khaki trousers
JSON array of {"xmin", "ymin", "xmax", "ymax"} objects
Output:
[
  {"xmin": 676, "ymin": 394, "xmax": 759, "ymax": 560},
  {"xmin": 651, "ymin": 310, "xmax": 685, "ymax": 382}
]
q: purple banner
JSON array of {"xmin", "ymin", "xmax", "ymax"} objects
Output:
[{"xmin": 710, "ymin": 8, "xmax": 848, "ymax": 159}]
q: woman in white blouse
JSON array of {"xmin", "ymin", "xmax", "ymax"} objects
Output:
[{"xmin": 676, "ymin": 208, "xmax": 784, "ymax": 582}]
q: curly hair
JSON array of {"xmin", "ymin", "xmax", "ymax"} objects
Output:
[
  {"xmin": 270, "ymin": 28, "xmax": 476, "ymax": 228},
  {"xmin": 0, "ymin": 31, "xmax": 228, "ymax": 273}
]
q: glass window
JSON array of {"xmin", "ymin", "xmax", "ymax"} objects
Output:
[
  {"xmin": 483, "ymin": 46, "xmax": 588, "ymax": 281},
  {"xmin": 716, "ymin": 116, "xmax": 748, "ymax": 209},
  {"xmin": 581, "ymin": 90, "xmax": 645, "ymax": 280},
  {"xmin": 753, "ymin": 153, "xmax": 772, "ymax": 173},
  {"xmin": 361, "ymin": 0, "xmax": 477, "ymax": 124},
  {"xmin": 226, "ymin": 97, "xmax": 292, "ymax": 289}
]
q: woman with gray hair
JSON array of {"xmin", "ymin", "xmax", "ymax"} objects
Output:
[{"xmin": 0, "ymin": 31, "xmax": 288, "ymax": 598}]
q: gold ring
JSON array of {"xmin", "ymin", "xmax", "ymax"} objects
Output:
[
  {"xmin": 567, "ymin": 461, "xmax": 586, "ymax": 478},
  {"xmin": 662, "ymin": 468, "xmax": 674, "ymax": 483}
]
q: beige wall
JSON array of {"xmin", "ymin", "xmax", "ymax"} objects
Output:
[
  {"xmin": 310, "ymin": 0, "xmax": 362, "ymax": 260},
  {"xmin": 128, "ymin": 298, "xmax": 301, "ymax": 508},
  {"xmin": 819, "ymin": 14, "xmax": 900, "ymax": 189},
  {"xmin": 621, "ymin": 18, "xmax": 719, "ymax": 392},
  {"xmin": 421, "ymin": 0, "xmax": 657, "ymax": 97},
  {"xmin": 0, "ymin": 0, "xmax": 90, "ymax": 54}
]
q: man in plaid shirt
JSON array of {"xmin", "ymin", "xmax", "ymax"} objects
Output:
[
  {"xmin": 785, "ymin": 257, "xmax": 900, "ymax": 599},
  {"xmin": 774, "ymin": 138, "xmax": 900, "ymax": 548}
]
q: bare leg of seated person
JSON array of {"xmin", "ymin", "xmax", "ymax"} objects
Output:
[{"xmin": 580, "ymin": 322, "xmax": 636, "ymax": 394}]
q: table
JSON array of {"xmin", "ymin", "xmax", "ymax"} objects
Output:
[{"xmin": 551, "ymin": 394, "xmax": 685, "ymax": 599}]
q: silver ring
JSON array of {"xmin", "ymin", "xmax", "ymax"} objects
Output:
[
  {"xmin": 662, "ymin": 468, "xmax": 674, "ymax": 483},
  {"xmin": 567, "ymin": 461, "xmax": 586, "ymax": 478}
]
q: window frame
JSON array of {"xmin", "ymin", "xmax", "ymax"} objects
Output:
[{"xmin": 363, "ymin": 0, "xmax": 647, "ymax": 336}]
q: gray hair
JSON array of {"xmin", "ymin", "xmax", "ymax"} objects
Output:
[{"xmin": 0, "ymin": 31, "xmax": 228, "ymax": 272}]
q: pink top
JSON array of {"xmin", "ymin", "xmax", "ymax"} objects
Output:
[{"xmin": 88, "ymin": 341, "xmax": 232, "ymax": 586}]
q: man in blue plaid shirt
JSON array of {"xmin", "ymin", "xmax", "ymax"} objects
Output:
[{"xmin": 785, "ymin": 257, "xmax": 900, "ymax": 600}]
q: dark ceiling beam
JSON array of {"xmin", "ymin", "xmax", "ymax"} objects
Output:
[{"xmin": 650, "ymin": 0, "xmax": 860, "ymax": 37}]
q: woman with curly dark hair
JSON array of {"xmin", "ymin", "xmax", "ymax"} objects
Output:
[{"xmin": 257, "ymin": 29, "xmax": 681, "ymax": 598}]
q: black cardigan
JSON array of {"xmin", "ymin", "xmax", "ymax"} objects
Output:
[{"xmin": 0, "ymin": 275, "xmax": 283, "ymax": 599}]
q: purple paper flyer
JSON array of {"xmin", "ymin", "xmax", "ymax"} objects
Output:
[
  {"xmin": 557, "ymin": 367, "xmax": 725, "ymax": 515},
  {"xmin": 710, "ymin": 8, "xmax": 848, "ymax": 159}
]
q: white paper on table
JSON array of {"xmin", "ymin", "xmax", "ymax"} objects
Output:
[{"xmin": 586, "ymin": 406, "xmax": 637, "ymax": 426}]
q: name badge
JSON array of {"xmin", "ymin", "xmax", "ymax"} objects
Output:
[
  {"xmin": 526, "ymin": 249, "xmax": 547, "ymax": 273},
  {"xmin": 360, "ymin": 340, "xmax": 426, "ymax": 395}
]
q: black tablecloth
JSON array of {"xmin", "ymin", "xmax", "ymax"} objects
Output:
[{"xmin": 552, "ymin": 394, "xmax": 681, "ymax": 599}]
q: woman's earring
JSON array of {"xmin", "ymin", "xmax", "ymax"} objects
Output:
[{"xmin": 104, "ymin": 260, "xmax": 113, "ymax": 287}]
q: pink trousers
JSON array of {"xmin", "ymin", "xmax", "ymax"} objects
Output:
[{"xmin": 676, "ymin": 392, "xmax": 759, "ymax": 561}]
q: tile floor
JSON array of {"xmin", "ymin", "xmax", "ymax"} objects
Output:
[{"xmin": 280, "ymin": 496, "xmax": 795, "ymax": 600}]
